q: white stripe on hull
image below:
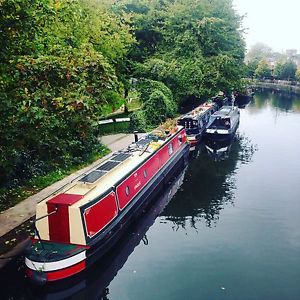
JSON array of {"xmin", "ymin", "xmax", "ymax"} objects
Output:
[
  {"xmin": 25, "ymin": 250, "xmax": 86, "ymax": 272},
  {"xmin": 206, "ymin": 129, "xmax": 229, "ymax": 134}
]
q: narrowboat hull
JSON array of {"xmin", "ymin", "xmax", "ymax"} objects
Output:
[
  {"xmin": 205, "ymin": 122, "xmax": 239, "ymax": 143},
  {"xmin": 30, "ymin": 167, "xmax": 187, "ymax": 298},
  {"xmin": 186, "ymin": 132, "xmax": 202, "ymax": 150},
  {"xmin": 205, "ymin": 106, "xmax": 240, "ymax": 143},
  {"xmin": 25, "ymin": 128, "xmax": 189, "ymax": 285}
]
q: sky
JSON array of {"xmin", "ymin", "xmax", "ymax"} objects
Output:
[{"xmin": 232, "ymin": 0, "xmax": 300, "ymax": 53}]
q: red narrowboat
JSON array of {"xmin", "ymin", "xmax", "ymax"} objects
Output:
[{"xmin": 25, "ymin": 125, "xmax": 189, "ymax": 284}]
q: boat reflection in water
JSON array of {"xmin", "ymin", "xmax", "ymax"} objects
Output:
[
  {"xmin": 204, "ymin": 138, "xmax": 234, "ymax": 161},
  {"xmin": 234, "ymin": 94, "xmax": 253, "ymax": 109},
  {"xmin": 163, "ymin": 135, "xmax": 256, "ymax": 229},
  {"xmin": 31, "ymin": 166, "xmax": 187, "ymax": 300}
]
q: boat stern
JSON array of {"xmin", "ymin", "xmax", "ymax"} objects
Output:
[{"xmin": 25, "ymin": 239, "xmax": 88, "ymax": 284}]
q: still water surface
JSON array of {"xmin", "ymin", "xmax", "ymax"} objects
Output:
[{"xmin": 2, "ymin": 90, "xmax": 300, "ymax": 299}]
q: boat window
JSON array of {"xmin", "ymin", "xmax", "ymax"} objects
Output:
[
  {"xmin": 168, "ymin": 143, "xmax": 174, "ymax": 155},
  {"xmin": 178, "ymin": 118, "xmax": 197, "ymax": 129},
  {"xmin": 178, "ymin": 134, "xmax": 183, "ymax": 145},
  {"xmin": 143, "ymin": 169, "xmax": 147, "ymax": 178},
  {"xmin": 224, "ymin": 118, "xmax": 231, "ymax": 128},
  {"xmin": 125, "ymin": 186, "xmax": 130, "ymax": 196},
  {"xmin": 178, "ymin": 118, "xmax": 199, "ymax": 134},
  {"xmin": 210, "ymin": 117, "xmax": 231, "ymax": 129}
]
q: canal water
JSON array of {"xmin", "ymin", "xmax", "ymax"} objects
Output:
[{"xmin": 1, "ymin": 90, "xmax": 300, "ymax": 300}]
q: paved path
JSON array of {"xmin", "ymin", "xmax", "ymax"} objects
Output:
[{"xmin": 0, "ymin": 133, "xmax": 142, "ymax": 237}]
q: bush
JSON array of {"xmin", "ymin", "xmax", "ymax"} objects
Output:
[
  {"xmin": 130, "ymin": 79, "xmax": 178, "ymax": 131},
  {"xmin": 130, "ymin": 110, "xmax": 147, "ymax": 131},
  {"xmin": 98, "ymin": 120, "xmax": 131, "ymax": 135},
  {"xmin": 144, "ymin": 90, "xmax": 169, "ymax": 126},
  {"xmin": 137, "ymin": 79, "xmax": 173, "ymax": 103}
]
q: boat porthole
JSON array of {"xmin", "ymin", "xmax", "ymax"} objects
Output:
[
  {"xmin": 178, "ymin": 135, "xmax": 182, "ymax": 145},
  {"xmin": 125, "ymin": 186, "xmax": 130, "ymax": 196},
  {"xmin": 143, "ymin": 169, "xmax": 147, "ymax": 178},
  {"xmin": 168, "ymin": 143, "xmax": 174, "ymax": 155}
]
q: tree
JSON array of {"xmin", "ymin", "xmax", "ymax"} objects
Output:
[
  {"xmin": 0, "ymin": 0, "xmax": 134, "ymax": 186},
  {"xmin": 273, "ymin": 60, "xmax": 297, "ymax": 80},
  {"xmin": 254, "ymin": 59, "xmax": 272, "ymax": 79},
  {"xmin": 246, "ymin": 43, "xmax": 273, "ymax": 63},
  {"xmin": 131, "ymin": 79, "xmax": 176, "ymax": 131},
  {"xmin": 0, "ymin": 0, "xmax": 248, "ymax": 190},
  {"xmin": 295, "ymin": 68, "xmax": 300, "ymax": 81},
  {"xmin": 120, "ymin": 0, "xmax": 246, "ymax": 103},
  {"xmin": 246, "ymin": 60, "xmax": 259, "ymax": 77}
]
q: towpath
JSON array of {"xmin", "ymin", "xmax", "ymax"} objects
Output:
[{"xmin": 0, "ymin": 133, "xmax": 142, "ymax": 238}]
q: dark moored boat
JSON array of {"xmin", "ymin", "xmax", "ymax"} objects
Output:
[
  {"xmin": 25, "ymin": 126, "xmax": 189, "ymax": 285},
  {"xmin": 205, "ymin": 106, "xmax": 240, "ymax": 142},
  {"xmin": 177, "ymin": 102, "xmax": 217, "ymax": 150},
  {"xmin": 234, "ymin": 88, "xmax": 254, "ymax": 102}
]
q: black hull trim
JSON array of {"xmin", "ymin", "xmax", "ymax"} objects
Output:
[
  {"xmin": 205, "ymin": 121, "xmax": 239, "ymax": 143},
  {"xmin": 205, "ymin": 132, "xmax": 236, "ymax": 143}
]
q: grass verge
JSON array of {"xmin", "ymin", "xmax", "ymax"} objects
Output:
[{"xmin": 0, "ymin": 147, "xmax": 110, "ymax": 212}]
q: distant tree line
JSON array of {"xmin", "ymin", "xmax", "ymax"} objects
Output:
[
  {"xmin": 0, "ymin": 0, "xmax": 246, "ymax": 191},
  {"xmin": 245, "ymin": 43, "xmax": 300, "ymax": 81}
]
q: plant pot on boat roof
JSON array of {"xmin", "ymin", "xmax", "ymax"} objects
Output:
[{"xmin": 159, "ymin": 118, "xmax": 178, "ymax": 135}]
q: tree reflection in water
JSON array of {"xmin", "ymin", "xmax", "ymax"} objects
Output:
[
  {"xmin": 162, "ymin": 134, "xmax": 257, "ymax": 229},
  {"xmin": 250, "ymin": 88, "xmax": 300, "ymax": 113}
]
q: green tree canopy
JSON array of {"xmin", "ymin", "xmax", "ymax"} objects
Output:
[
  {"xmin": 0, "ymin": 0, "xmax": 248, "ymax": 193},
  {"xmin": 0, "ymin": 0, "xmax": 134, "ymax": 186},
  {"xmin": 254, "ymin": 59, "xmax": 272, "ymax": 79},
  {"xmin": 273, "ymin": 60, "xmax": 297, "ymax": 80},
  {"xmin": 296, "ymin": 68, "xmax": 300, "ymax": 81},
  {"xmin": 118, "ymin": 0, "xmax": 246, "ymax": 103},
  {"xmin": 131, "ymin": 79, "xmax": 176, "ymax": 131}
]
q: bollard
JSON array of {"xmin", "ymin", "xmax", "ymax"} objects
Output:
[{"xmin": 134, "ymin": 131, "xmax": 139, "ymax": 142}]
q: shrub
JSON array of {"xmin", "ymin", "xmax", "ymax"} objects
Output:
[
  {"xmin": 137, "ymin": 79, "xmax": 173, "ymax": 103},
  {"xmin": 130, "ymin": 78, "xmax": 178, "ymax": 131},
  {"xmin": 130, "ymin": 110, "xmax": 148, "ymax": 131},
  {"xmin": 144, "ymin": 90, "xmax": 169, "ymax": 126}
]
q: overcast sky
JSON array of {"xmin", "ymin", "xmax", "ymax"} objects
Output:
[{"xmin": 232, "ymin": 0, "xmax": 300, "ymax": 53}]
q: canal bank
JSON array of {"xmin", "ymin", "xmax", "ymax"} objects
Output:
[
  {"xmin": 251, "ymin": 79, "xmax": 300, "ymax": 95},
  {"xmin": 0, "ymin": 133, "xmax": 144, "ymax": 268}
]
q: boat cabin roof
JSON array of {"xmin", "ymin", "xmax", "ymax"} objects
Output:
[
  {"xmin": 212, "ymin": 106, "xmax": 237, "ymax": 118},
  {"xmin": 179, "ymin": 103, "xmax": 215, "ymax": 121},
  {"xmin": 41, "ymin": 128, "xmax": 183, "ymax": 209}
]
